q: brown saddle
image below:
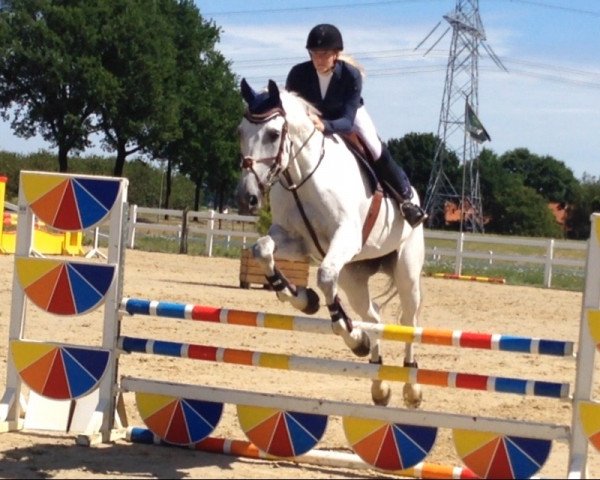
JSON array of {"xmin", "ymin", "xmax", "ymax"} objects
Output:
[
  {"xmin": 341, "ymin": 132, "xmax": 378, "ymax": 191},
  {"xmin": 340, "ymin": 132, "xmax": 385, "ymax": 246}
]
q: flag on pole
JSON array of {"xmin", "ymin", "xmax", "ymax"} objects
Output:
[{"xmin": 465, "ymin": 100, "xmax": 491, "ymax": 143}]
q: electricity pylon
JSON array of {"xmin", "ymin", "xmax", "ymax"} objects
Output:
[{"xmin": 417, "ymin": 0, "xmax": 506, "ymax": 232}]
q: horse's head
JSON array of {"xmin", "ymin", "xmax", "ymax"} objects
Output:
[
  {"xmin": 236, "ymin": 79, "xmax": 288, "ymax": 215},
  {"xmin": 236, "ymin": 78, "xmax": 318, "ymax": 215}
]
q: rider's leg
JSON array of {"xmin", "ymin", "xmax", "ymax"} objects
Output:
[
  {"xmin": 353, "ymin": 107, "xmax": 427, "ymax": 228},
  {"xmin": 371, "ymin": 145, "xmax": 428, "ymax": 228}
]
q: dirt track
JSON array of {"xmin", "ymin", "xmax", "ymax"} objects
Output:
[{"xmin": 0, "ymin": 249, "xmax": 599, "ymax": 478}]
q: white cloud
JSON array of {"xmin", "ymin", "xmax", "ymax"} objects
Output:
[
  {"xmin": 3, "ymin": 6, "xmax": 599, "ymax": 180},
  {"xmin": 217, "ymin": 17, "xmax": 600, "ymax": 179}
]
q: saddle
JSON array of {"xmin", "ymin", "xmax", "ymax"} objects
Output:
[
  {"xmin": 339, "ymin": 132, "xmax": 385, "ymax": 246},
  {"xmin": 340, "ymin": 132, "xmax": 379, "ymax": 193}
]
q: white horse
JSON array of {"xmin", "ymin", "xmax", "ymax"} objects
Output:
[{"xmin": 236, "ymin": 79, "xmax": 425, "ymax": 407}]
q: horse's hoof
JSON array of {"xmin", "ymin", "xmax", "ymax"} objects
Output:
[
  {"xmin": 402, "ymin": 383, "xmax": 423, "ymax": 409},
  {"xmin": 301, "ymin": 288, "xmax": 320, "ymax": 315},
  {"xmin": 351, "ymin": 330, "xmax": 371, "ymax": 357},
  {"xmin": 372, "ymin": 382, "xmax": 392, "ymax": 406}
]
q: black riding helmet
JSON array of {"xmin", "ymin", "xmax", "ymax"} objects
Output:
[{"xmin": 306, "ymin": 24, "xmax": 343, "ymax": 51}]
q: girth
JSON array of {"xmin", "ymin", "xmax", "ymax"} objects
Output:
[
  {"xmin": 292, "ymin": 133, "xmax": 384, "ymax": 259},
  {"xmin": 341, "ymin": 133, "xmax": 385, "ymax": 248}
]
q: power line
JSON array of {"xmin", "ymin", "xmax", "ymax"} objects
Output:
[
  {"xmin": 204, "ymin": 0, "xmax": 443, "ymax": 16},
  {"xmin": 205, "ymin": 0, "xmax": 600, "ymax": 18},
  {"xmin": 240, "ymin": 64, "xmax": 449, "ymax": 82},
  {"xmin": 499, "ymin": 0, "xmax": 600, "ymax": 18},
  {"xmin": 230, "ymin": 48, "xmax": 447, "ymax": 67},
  {"xmin": 234, "ymin": 50, "xmax": 599, "ymax": 77},
  {"xmin": 482, "ymin": 65, "xmax": 600, "ymax": 90},
  {"xmin": 230, "ymin": 48, "xmax": 600, "ymax": 90}
]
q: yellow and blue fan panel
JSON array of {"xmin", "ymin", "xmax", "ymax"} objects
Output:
[
  {"xmin": 579, "ymin": 401, "xmax": 600, "ymax": 453},
  {"xmin": 135, "ymin": 392, "xmax": 223, "ymax": 446},
  {"xmin": 10, "ymin": 340, "xmax": 109, "ymax": 400},
  {"xmin": 588, "ymin": 310, "xmax": 600, "ymax": 351},
  {"xmin": 15, "ymin": 258, "xmax": 115, "ymax": 315},
  {"xmin": 21, "ymin": 172, "xmax": 121, "ymax": 231},
  {"xmin": 453, "ymin": 429, "xmax": 551, "ymax": 479},
  {"xmin": 343, "ymin": 417, "xmax": 437, "ymax": 471},
  {"xmin": 237, "ymin": 405, "xmax": 328, "ymax": 457}
]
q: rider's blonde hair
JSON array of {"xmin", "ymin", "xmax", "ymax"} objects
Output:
[{"xmin": 338, "ymin": 53, "xmax": 366, "ymax": 77}]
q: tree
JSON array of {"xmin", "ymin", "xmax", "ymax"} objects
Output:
[
  {"xmin": 388, "ymin": 132, "xmax": 461, "ymax": 227},
  {"xmin": 0, "ymin": 0, "xmax": 107, "ymax": 171},
  {"xmin": 387, "ymin": 133, "xmax": 435, "ymax": 196},
  {"xmin": 146, "ymin": 2, "xmax": 242, "ymax": 211},
  {"xmin": 189, "ymin": 51, "xmax": 243, "ymax": 212},
  {"xmin": 95, "ymin": 0, "xmax": 181, "ymax": 177},
  {"xmin": 565, "ymin": 174, "xmax": 600, "ymax": 240},
  {"xmin": 479, "ymin": 150, "xmax": 563, "ymax": 237},
  {"xmin": 143, "ymin": 0, "xmax": 218, "ymax": 209},
  {"xmin": 499, "ymin": 148, "xmax": 580, "ymax": 204}
]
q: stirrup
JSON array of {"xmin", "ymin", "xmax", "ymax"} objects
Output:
[{"xmin": 401, "ymin": 202, "xmax": 428, "ymax": 228}]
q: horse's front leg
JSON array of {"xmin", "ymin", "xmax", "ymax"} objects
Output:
[
  {"xmin": 316, "ymin": 226, "xmax": 371, "ymax": 357},
  {"xmin": 252, "ymin": 227, "xmax": 320, "ymax": 314},
  {"xmin": 339, "ymin": 262, "xmax": 391, "ymax": 406}
]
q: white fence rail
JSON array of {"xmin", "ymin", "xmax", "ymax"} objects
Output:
[
  {"xmin": 127, "ymin": 205, "xmax": 259, "ymax": 257},
  {"xmin": 427, "ymin": 230, "xmax": 586, "ymax": 287},
  {"xmin": 123, "ymin": 205, "xmax": 586, "ymax": 288}
]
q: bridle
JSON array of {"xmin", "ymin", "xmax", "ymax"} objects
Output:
[
  {"xmin": 240, "ymin": 104, "xmax": 329, "ymax": 258},
  {"xmin": 240, "ymin": 106, "xmax": 324, "ymax": 194},
  {"xmin": 239, "ymin": 97, "xmax": 384, "ymax": 261},
  {"xmin": 240, "ymin": 107, "xmax": 289, "ymax": 195}
]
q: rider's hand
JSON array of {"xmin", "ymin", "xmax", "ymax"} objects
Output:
[{"xmin": 308, "ymin": 113, "xmax": 325, "ymax": 132}]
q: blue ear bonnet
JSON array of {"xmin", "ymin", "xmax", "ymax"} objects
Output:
[
  {"xmin": 248, "ymin": 91, "xmax": 280, "ymax": 114},
  {"xmin": 241, "ymin": 78, "xmax": 282, "ymax": 115}
]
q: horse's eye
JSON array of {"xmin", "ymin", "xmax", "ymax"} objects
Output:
[{"xmin": 266, "ymin": 129, "xmax": 280, "ymax": 143}]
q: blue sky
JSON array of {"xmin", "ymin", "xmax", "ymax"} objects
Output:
[{"xmin": 2, "ymin": 1, "xmax": 599, "ymax": 179}]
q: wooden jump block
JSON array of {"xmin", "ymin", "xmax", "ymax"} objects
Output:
[{"xmin": 239, "ymin": 248, "xmax": 310, "ymax": 289}]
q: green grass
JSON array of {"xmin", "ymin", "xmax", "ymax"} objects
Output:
[
  {"xmin": 424, "ymin": 234, "xmax": 586, "ymax": 291},
  {"xmin": 424, "ymin": 258, "xmax": 584, "ymax": 291},
  {"xmin": 122, "ymin": 231, "xmax": 587, "ymax": 292},
  {"xmin": 131, "ymin": 235, "xmax": 244, "ymax": 259}
]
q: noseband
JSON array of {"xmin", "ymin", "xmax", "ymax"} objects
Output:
[
  {"xmin": 241, "ymin": 104, "xmax": 328, "ymax": 257},
  {"xmin": 240, "ymin": 106, "xmax": 323, "ymax": 194},
  {"xmin": 240, "ymin": 107, "xmax": 289, "ymax": 195}
]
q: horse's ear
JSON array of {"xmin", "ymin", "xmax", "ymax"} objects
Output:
[
  {"xmin": 240, "ymin": 78, "xmax": 256, "ymax": 104},
  {"xmin": 267, "ymin": 80, "xmax": 281, "ymax": 103}
]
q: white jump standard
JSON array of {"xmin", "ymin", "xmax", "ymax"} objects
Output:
[{"xmin": 0, "ymin": 171, "xmax": 599, "ymax": 479}]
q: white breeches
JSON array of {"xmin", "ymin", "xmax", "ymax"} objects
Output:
[{"xmin": 352, "ymin": 106, "xmax": 382, "ymax": 160}]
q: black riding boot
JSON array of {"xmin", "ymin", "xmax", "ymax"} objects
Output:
[{"xmin": 372, "ymin": 146, "xmax": 428, "ymax": 228}]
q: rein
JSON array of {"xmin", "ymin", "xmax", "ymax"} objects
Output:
[
  {"xmin": 241, "ymin": 108, "xmax": 289, "ymax": 195},
  {"xmin": 241, "ymin": 107, "xmax": 328, "ymax": 257},
  {"xmin": 281, "ymin": 133, "xmax": 328, "ymax": 257},
  {"xmin": 241, "ymin": 105, "xmax": 381, "ymax": 259},
  {"xmin": 241, "ymin": 108, "xmax": 324, "ymax": 193},
  {"xmin": 280, "ymin": 130, "xmax": 324, "ymax": 191}
]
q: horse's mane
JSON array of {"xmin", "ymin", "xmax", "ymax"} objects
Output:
[{"xmin": 280, "ymin": 89, "xmax": 321, "ymax": 121}]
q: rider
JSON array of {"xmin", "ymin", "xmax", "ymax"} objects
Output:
[{"xmin": 285, "ymin": 24, "xmax": 428, "ymax": 228}]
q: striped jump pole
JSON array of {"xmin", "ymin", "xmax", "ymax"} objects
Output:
[
  {"xmin": 126, "ymin": 428, "xmax": 479, "ymax": 479},
  {"xmin": 121, "ymin": 298, "xmax": 574, "ymax": 357},
  {"xmin": 430, "ymin": 273, "xmax": 506, "ymax": 284},
  {"xmin": 118, "ymin": 337, "xmax": 570, "ymax": 399},
  {"xmin": 120, "ymin": 377, "xmax": 568, "ymax": 478},
  {"xmin": 120, "ymin": 377, "xmax": 571, "ymax": 441}
]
